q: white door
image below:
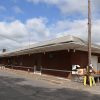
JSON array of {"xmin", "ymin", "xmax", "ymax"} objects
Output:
[
  {"xmin": 97, "ymin": 63, "xmax": 100, "ymax": 71},
  {"xmin": 91, "ymin": 56, "xmax": 98, "ymax": 71}
]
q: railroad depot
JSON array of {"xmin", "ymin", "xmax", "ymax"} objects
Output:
[{"xmin": 0, "ymin": 35, "xmax": 100, "ymax": 78}]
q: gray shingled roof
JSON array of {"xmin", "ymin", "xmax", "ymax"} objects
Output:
[{"xmin": 0, "ymin": 35, "xmax": 100, "ymax": 57}]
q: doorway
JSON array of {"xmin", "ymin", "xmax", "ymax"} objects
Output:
[{"xmin": 34, "ymin": 54, "xmax": 42, "ymax": 74}]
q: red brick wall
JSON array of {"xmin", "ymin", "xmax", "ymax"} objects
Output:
[
  {"xmin": 70, "ymin": 50, "xmax": 88, "ymax": 68},
  {"xmin": 41, "ymin": 50, "xmax": 72, "ymax": 78},
  {"xmin": 41, "ymin": 50, "xmax": 71, "ymax": 69},
  {"xmin": 0, "ymin": 57, "xmax": 8, "ymax": 65},
  {"xmin": 0, "ymin": 50, "xmax": 89, "ymax": 78}
]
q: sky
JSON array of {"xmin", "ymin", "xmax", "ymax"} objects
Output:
[{"xmin": 0, "ymin": 0, "xmax": 100, "ymax": 51}]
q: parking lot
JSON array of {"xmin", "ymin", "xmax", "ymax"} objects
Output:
[{"xmin": 0, "ymin": 69, "xmax": 100, "ymax": 100}]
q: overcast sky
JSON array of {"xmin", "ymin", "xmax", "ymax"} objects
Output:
[{"xmin": 0, "ymin": 0, "xmax": 100, "ymax": 51}]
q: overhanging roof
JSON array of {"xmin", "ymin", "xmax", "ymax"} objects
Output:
[{"xmin": 0, "ymin": 35, "xmax": 100, "ymax": 57}]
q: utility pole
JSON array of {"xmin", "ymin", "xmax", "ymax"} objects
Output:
[
  {"xmin": 88, "ymin": 0, "xmax": 92, "ymax": 67},
  {"xmin": 84, "ymin": 0, "xmax": 95, "ymax": 87}
]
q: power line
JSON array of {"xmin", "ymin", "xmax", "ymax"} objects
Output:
[{"xmin": 0, "ymin": 34, "xmax": 20, "ymax": 43}]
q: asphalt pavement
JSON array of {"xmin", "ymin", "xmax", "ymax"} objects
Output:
[{"xmin": 0, "ymin": 70, "xmax": 100, "ymax": 100}]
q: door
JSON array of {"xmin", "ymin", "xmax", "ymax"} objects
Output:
[
  {"xmin": 91, "ymin": 56, "xmax": 98, "ymax": 71},
  {"xmin": 34, "ymin": 54, "xmax": 42, "ymax": 72}
]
